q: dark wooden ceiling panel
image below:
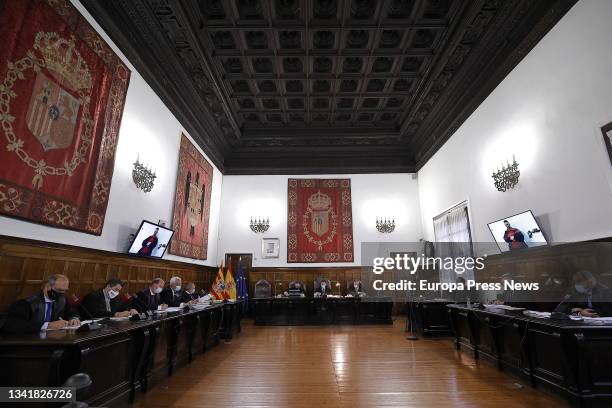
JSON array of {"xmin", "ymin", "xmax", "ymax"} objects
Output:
[{"xmin": 81, "ymin": 0, "xmax": 577, "ymax": 174}]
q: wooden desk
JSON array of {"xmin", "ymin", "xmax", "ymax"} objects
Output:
[
  {"xmin": 0, "ymin": 301, "xmax": 242, "ymax": 407},
  {"xmin": 407, "ymin": 299, "xmax": 454, "ymax": 337},
  {"xmin": 447, "ymin": 304, "xmax": 612, "ymax": 407},
  {"xmin": 251, "ymin": 296, "xmax": 393, "ymax": 325}
]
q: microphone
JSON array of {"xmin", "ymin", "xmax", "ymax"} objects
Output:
[
  {"xmin": 75, "ymin": 297, "xmax": 104, "ymax": 332},
  {"xmin": 550, "ymin": 294, "xmax": 572, "ymax": 320},
  {"xmin": 128, "ymin": 293, "xmax": 151, "ymax": 319}
]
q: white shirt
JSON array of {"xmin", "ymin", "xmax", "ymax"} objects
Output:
[{"xmin": 40, "ymin": 294, "xmax": 54, "ymax": 331}]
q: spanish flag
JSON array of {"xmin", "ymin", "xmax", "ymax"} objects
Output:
[
  {"xmin": 225, "ymin": 264, "xmax": 237, "ymax": 300},
  {"xmin": 211, "ymin": 266, "xmax": 227, "ymax": 300}
]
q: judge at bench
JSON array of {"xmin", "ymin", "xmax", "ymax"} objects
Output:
[
  {"xmin": 284, "ymin": 281, "xmax": 306, "ymax": 297},
  {"xmin": 161, "ymin": 276, "xmax": 183, "ymax": 307},
  {"xmin": 314, "ymin": 280, "xmax": 332, "ymax": 297},
  {"xmin": 348, "ymin": 280, "xmax": 366, "ymax": 297},
  {"xmin": 81, "ymin": 278, "xmax": 138, "ymax": 318},
  {"xmin": 136, "ymin": 278, "xmax": 168, "ymax": 312},
  {"xmin": 2, "ymin": 274, "xmax": 80, "ymax": 333}
]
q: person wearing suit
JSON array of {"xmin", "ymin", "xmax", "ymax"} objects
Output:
[
  {"xmin": 284, "ymin": 281, "xmax": 306, "ymax": 297},
  {"xmin": 314, "ymin": 280, "xmax": 332, "ymax": 297},
  {"xmin": 347, "ymin": 280, "xmax": 366, "ymax": 297},
  {"xmin": 136, "ymin": 278, "xmax": 168, "ymax": 312},
  {"xmin": 2, "ymin": 274, "xmax": 80, "ymax": 333},
  {"xmin": 562, "ymin": 270, "xmax": 612, "ymax": 317},
  {"xmin": 81, "ymin": 278, "xmax": 138, "ymax": 318},
  {"xmin": 180, "ymin": 282, "xmax": 199, "ymax": 303},
  {"xmin": 160, "ymin": 276, "xmax": 183, "ymax": 307}
]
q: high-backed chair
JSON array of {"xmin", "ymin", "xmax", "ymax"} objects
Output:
[
  {"xmin": 254, "ymin": 280, "xmax": 272, "ymax": 298},
  {"xmin": 347, "ymin": 280, "xmax": 364, "ymax": 295},
  {"xmin": 288, "ymin": 280, "xmax": 305, "ymax": 290},
  {"xmin": 314, "ymin": 277, "xmax": 331, "ymax": 293}
]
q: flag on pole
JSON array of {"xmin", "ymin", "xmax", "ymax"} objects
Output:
[
  {"xmin": 237, "ymin": 260, "xmax": 248, "ymax": 303},
  {"xmin": 211, "ymin": 265, "xmax": 227, "ymax": 300},
  {"xmin": 225, "ymin": 263, "xmax": 237, "ymax": 300}
]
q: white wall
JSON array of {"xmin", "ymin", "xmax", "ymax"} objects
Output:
[
  {"xmin": 418, "ymin": 0, "xmax": 612, "ymax": 246},
  {"xmin": 0, "ymin": 0, "xmax": 223, "ymax": 266},
  {"xmin": 217, "ymin": 174, "xmax": 422, "ymax": 266}
]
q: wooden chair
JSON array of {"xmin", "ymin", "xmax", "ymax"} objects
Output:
[{"xmin": 254, "ymin": 280, "xmax": 272, "ymax": 298}]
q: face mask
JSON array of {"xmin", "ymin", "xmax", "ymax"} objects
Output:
[
  {"xmin": 108, "ymin": 289, "xmax": 119, "ymax": 299},
  {"xmin": 154, "ymin": 287, "xmax": 163, "ymax": 294},
  {"xmin": 575, "ymin": 284, "xmax": 588, "ymax": 294},
  {"xmin": 187, "ymin": 289, "xmax": 195, "ymax": 295},
  {"xmin": 354, "ymin": 283, "xmax": 359, "ymax": 289},
  {"xmin": 174, "ymin": 285, "xmax": 181, "ymax": 291},
  {"xmin": 321, "ymin": 285, "xmax": 326, "ymax": 290},
  {"xmin": 47, "ymin": 288, "xmax": 62, "ymax": 301}
]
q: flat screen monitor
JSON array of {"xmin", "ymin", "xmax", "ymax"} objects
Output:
[
  {"xmin": 487, "ymin": 210, "xmax": 547, "ymax": 252},
  {"xmin": 127, "ymin": 220, "xmax": 174, "ymax": 258}
]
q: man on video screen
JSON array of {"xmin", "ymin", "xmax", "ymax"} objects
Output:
[
  {"xmin": 502, "ymin": 220, "xmax": 528, "ymax": 251},
  {"xmin": 138, "ymin": 227, "xmax": 159, "ymax": 256}
]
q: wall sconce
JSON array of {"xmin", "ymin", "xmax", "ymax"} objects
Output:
[
  {"xmin": 132, "ymin": 156, "xmax": 156, "ymax": 193},
  {"xmin": 492, "ymin": 156, "xmax": 520, "ymax": 192},
  {"xmin": 376, "ymin": 217, "xmax": 395, "ymax": 233},
  {"xmin": 249, "ymin": 217, "xmax": 270, "ymax": 233}
]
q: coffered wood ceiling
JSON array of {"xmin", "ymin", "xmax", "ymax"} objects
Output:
[{"xmin": 81, "ymin": 0, "xmax": 577, "ymax": 174}]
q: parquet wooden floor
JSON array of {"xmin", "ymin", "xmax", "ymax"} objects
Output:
[{"xmin": 132, "ymin": 318, "xmax": 569, "ymax": 407}]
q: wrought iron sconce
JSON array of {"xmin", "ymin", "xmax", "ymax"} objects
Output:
[
  {"xmin": 376, "ymin": 217, "xmax": 395, "ymax": 233},
  {"xmin": 132, "ymin": 157, "xmax": 156, "ymax": 193},
  {"xmin": 249, "ymin": 217, "xmax": 270, "ymax": 233},
  {"xmin": 492, "ymin": 156, "xmax": 520, "ymax": 192}
]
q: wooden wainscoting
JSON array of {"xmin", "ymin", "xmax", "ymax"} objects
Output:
[
  {"xmin": 0, "ymin": 235, "xmax": 217, "ymax": 311},
  {"xmin": 474, "ymin": 239, "xmax": 612, "ymax": 304}
]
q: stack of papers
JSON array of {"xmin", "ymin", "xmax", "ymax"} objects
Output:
[
  {"xmin": 190, "ymin": 303, "xmax": 210, "ymax": 309},
  {"xmin": 581, "ymin": 316, "xmax": 612, "ymax": 325},
  {"xmin": 523, "ymin": 310, "xmax": 551, "ymax": 319},
  {"xmin": 484, "ymin": 304, "xmax": 526, "ymax": 311},
  {"xmin": 46, "ymin": 319, "xmax": 104, "ymax": 331},
  {"xmin": 155, "ymin": 306, "xmax": 183, "ymax": 313}
]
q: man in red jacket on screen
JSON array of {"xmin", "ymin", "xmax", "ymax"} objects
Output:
[{"xmin": 502, "ymin": 220, "xmax": 528, "ymax": 251}]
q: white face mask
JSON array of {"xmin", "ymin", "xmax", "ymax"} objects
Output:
[
  {"xmin": 321, "ymin": 284, "xmax": 326, "ymax": 291},
  {"xmin": 174, "ymin": 285, "xmax": 181, "ymax": 291},
  {"xmin": 187, "ymin": 289, "xmax": 195, "ymax": 294},
  {"xmin": 154, "ymin": 287, "xmax": 163, "ymax": 294},
  {"xmin": 108, "ymin": 289, "xmax": 119, "ymax": 299},
  {"xmin": 354, "ymin": 283, "xmax": 359, "ymax": 289},
  {"xmin": 575, "ymin": 284, "xmax": 588, "ymax": 294}
]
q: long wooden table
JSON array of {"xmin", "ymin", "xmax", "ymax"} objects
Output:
[
  {"xmin": 447, "ymin": 304, "xmax": 612, "ymax": 407},
  {"xmin": 0, "ymin": 301, "xmax": 242, "ymax": 407},
  {"xmin": 251, "ymin": 296, "xmax": 393, "ymax": 325}
]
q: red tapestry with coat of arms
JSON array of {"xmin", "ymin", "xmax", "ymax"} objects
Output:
[
  {"xmin": 0, "ymin": 0, "xmax": 130, "ymax": 234},
  {"xmin": 169, "ymin": 134, "xmax": 213, "ymax": 260},
  {"xmin": 287, "ymin": 178, "xmax": 354, "ymax": 263}
]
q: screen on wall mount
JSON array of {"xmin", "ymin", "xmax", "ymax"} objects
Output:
[
  {"xmin": 127, "ymin": 220, "xmax": 174, "ymax": 258},
  {"xmin": 487, "ymin": 210, "xmax": 547, "ymax": 253}
]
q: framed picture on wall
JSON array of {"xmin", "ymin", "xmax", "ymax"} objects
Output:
[
  {"xmin": 262, "ymin": 238, "xmax": 280, "ymax": 259},
  {"xmin": 602, "ymin": 122, "xmax": 612, "ymax": 166}
]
